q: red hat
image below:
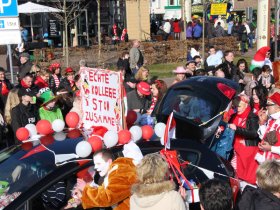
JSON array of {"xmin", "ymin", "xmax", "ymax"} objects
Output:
[
  {"xmin": 268, "ymin": 92, "xmax": 280, "ymax": 106},
  {"xmin": 49, "ymin": 62, "xmax": 61, "ymax": 72},
  {"xmin": 65, "ymin": 67, "xmax": 74, "ymax": 75},
  {"xmin": 136, "ymin": 81, "xmax": 151, "ymax": 96}
]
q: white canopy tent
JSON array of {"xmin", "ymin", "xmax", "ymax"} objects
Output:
[{"xmin": 18, "ymin": 1, "xmax": 62, "ymax": 41}]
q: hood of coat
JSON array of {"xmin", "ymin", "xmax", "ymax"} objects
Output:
[{"xmin": 131, "ymin": 180, "xmax": 175, "ymax": 207}]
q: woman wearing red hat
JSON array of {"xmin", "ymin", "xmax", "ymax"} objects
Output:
[
  {"xmin": 49, "ymin": 62, "xmax": 62, "ymax": 94},
  {"xmin": 58, "ymin": 67, "xmax": 77, "ymax": 94}
]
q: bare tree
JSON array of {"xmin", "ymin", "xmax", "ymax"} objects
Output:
[{"xmin": 42, "ymin": 0, "xmax": 89, "ymax": 66}]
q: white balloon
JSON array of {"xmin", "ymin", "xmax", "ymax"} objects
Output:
[
  {"xmin": 155, "ymin": 123, "xmax": 166, "ymax": 138},
  {"xmin": 25, "ymin": 124, "xmax": 37, "ymax": 136},
  {"xmin": 54, "ymin": 132, "xmax": 67, "ymax": 141},
  {"xmin": 135, "ymin": 112, "xmax": 141, "ymax": 124},
  {"xmin": 75, "ymin": 141, "xmax": 92, "ymax": 158},
  {"xmin": 129, "ymin": 126, "xmax": 142, "ymax": 142},
  {"xmin": 52, "ymin": 119, "xmax": 65, "ymax": 133},
  {"xmin": 103, "ymin": 131, "xmax": 118, "ymax": 148}
]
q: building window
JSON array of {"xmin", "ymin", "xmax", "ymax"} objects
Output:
[{"xmin": 170, "ymin": 0, "xmax": 175, "ymax": 5}]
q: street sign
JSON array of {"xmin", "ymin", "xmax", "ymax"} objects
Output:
[
  {"xmin": 0, "ymin": 30, "xmax": 21, "ymax": 45},
  {"xmin": 0, "ymin": 0, "xmax": 18, "ymax": 17},
  {"xmin": 0, "ymin": 17, "xmax": 19, "ymax": 30},
  {"xmin": 210, "ymin": 3, "xmax": 227, "ymax": 16}
]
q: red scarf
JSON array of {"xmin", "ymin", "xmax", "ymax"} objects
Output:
[
  {"xmin": 0, "ymin": 81, "xmax": 9, "ymax": 96},
  {"xmin": 253, "ymin": 103, "xmax": 260, "ymax": 115},
  {"xmin": 35, "ymin": 76, "xmax": 48, "ymax": 88},
  {"xmin": 20, "ymin": 79, "xmax": 30, "ymax": 89}
]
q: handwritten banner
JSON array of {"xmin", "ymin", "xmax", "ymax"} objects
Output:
[
  {"xmin": 80, "ymin": 68, "xmax": 124, "ymax": 132},
  {"xmin": 210, "ymin": 3, "xmax": 227, "ymax": 16}
]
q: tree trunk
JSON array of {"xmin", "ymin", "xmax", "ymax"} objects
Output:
[
  {"xmin": 63, "ymin": 0, "xmax": 69, "ymax": 67},
  {"xmin": 137, "ymin": 0, "xmax": 142, "ymax": 40}
]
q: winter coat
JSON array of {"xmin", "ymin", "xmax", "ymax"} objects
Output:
[
  {"xmin": 193, "ymin": 24, "xmax": 202, "ymax": 38},
  {"xmin": 81, "ymin": 158, "xmax": 137, "ymax": 210},
  {"xmin": 230, "ymin": 111, "xmax": 260, "ymax": 146},
  {"xmin": 49, "ymin": 74, "xmax": 62, "ymax": 94},
  {"xmin": 11, "ymin": 103, "xmax": 39, "ymax": 137},
  {"xmin": 19, "ymin": 60, "xmax": 33, "ymax": 80},
  {"xmin": 219, "ymin": 60, "xmax": 237, "ymax": 80},
  {"xmin": 214, "ymin": 25, "xmax": 225, "ymax": 37},
  {"xmin": 39, "ymin": 106, "xmax": 63, "ymax": 123},
  {"xmin": 237, "ymin": 186, "xmax": 280, "ymax": 210},
  {"xmin": 130, "ymin": 180, "xmax": 186, "ymax": 210},
  {"xmin": 58, "ymin": 78, "xmax": 78, "ymax": 94},
  {"xmin": 127, "ymin": 90, "xmax": 151, "ymax": 114},
  {"xmin": 173, "ymin": 21, "xmax": 181, "ymax": 33},
  {"xmin": 129, "ymin": 47, "xmax": 144, "ymax": 69},
  {"xmin": 186, "ymin": 26, "xmax": 193, "ymax": 38}
]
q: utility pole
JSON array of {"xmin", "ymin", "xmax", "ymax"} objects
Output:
[
  {"xmin": 181, "ymin": 0, "xmax": 186, "ymax": 40},
  {"xmin": 275, "ymin": 0, "xmax": 279, "ymax": 60},
  {"xmin": 202, "ymin": 0, "xmax": 205, "ymax": 61},
  {"xmin": 97, "ymin": 0, "xmax": 101, "ymax": 65}
]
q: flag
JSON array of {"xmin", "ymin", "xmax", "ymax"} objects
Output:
[
  {"xmin": 20, "ymin": 145, "xmax": 47, "ymax": 160},
  {"xmin": 163, "ymin": 112, "xmax": 176, "ymax": 149}
]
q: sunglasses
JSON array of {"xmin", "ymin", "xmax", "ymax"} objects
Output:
[{"xmin": 266, "ymin": 103, "xmax": 276, "ymax": 107}]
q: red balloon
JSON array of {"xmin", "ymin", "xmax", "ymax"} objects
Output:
[
  {"xmin": 36, "ymin": 120, "xmax": 53, "ymax": 135},
  {"xmin": 16, "ymin": 127, "xmax": 30, "ymax": 141},
  {"xmin": 67, "ymin": 129, "xmax": 81, "ymax": 139},
  {"xmin": 65, "ymin": 112, "xmax": 80, "ymax": 128},
  {"xmin": 126, "ymin": 110, "xmax": 137, "ymax": 125},
  {"xmin": 21, "ymin": 142, "xmax": 33, "ymax": 151},
  {"xmin": 88, "ymin": 136, "xmax": 103, "ymax": 152},
  {"xmin": 142, "ymin": 125, "xmax": 154, "ymax": 140},
  {"xmin": 118, "ymin": 130, "xmax": 131, "ymax": 144},
  {"xmin": 40, "ymin": 134, "xmax": 55, "ymax": 146}
]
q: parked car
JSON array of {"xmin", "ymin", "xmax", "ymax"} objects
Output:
[{"xmin": 1, "ymin": 77, "xmax": 239, "ymax": 210}]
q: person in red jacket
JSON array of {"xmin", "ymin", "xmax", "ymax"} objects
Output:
[{"xmin": 173, "ymin": 18, "xmax": 181, "ymax": 40}]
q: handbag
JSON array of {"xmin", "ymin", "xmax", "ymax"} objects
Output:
[{"xmin": 210, "ymin": 121, "xmax": 235, "ymax": 160}]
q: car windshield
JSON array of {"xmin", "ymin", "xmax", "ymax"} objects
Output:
[
  {"xmin": 0, "ymin": 136, "xmax": 83, "ymax": 198},
  {"xmin": 0, "ymin": 145, "xmax": 56, "ymax": 196},
  {"xmin": 162, "ymin": 88, "xmax": 220, "ymax": 124}
]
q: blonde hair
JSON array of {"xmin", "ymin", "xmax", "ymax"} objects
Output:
[
  {"xmin": 135, "ymin": 66, "xmax": 149, "ymax": 81},
  {"xmin": 38, "ymin": 68, "xmax": 51, "ymax": 77},
  {"xmin": 136, "ymin": 153, "xmax": 169, "ymax": 184},
  {"xmin": 4, "ymin": 88, "xmax": 20, "ymax": 124},
  {"xmin": 256, "ymin": 160, "xmax": 280, "ymax": 194}
]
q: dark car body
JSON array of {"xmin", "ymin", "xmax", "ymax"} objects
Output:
[{"xmin": 1, "ymin": 76, "xmax": 239, "ymax": 210}]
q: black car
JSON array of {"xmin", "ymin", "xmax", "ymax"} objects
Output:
[{"xmin": 0, "ymin": 77, "xmax": 239, "ymax": 210}]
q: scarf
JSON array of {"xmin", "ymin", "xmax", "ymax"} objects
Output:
[
  {"xmin": 20, "ymin": 79, "xmax": 30, "ymax": 89},
  {"xmin": 0, "ymin": 81, "xmax": 9, "ymax": 96},
  {"xmin": 53, "ymin": 74, "xmax": 60, "ymax": 88},
  {"xmin": 35, "ymin": 76, "xmax": 48, "ymax": 88},
  {"xmin": 232, "ymin": 106, "xmax": 251, "ymax": 142},
  {"xmin": 148, "ymin": 96, "xmax": 157, "ymax": 114},
  {"xmin": 253, "ymin": 103, "xmax": 260, "ymax": 115}
]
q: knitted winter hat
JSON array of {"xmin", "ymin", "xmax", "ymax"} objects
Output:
[{"xmin": 250, "ymin": 46, "xmax": 271, "ymax": 71}]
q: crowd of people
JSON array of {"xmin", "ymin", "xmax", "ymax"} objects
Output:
[{"xmin": 0, "ymin": 33, "xmax": 280, "ymax": 209}]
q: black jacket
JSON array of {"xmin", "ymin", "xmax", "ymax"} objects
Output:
[
  {"xmin": 127, "ymin": 90, "xmax": 151, "ymax": 114},
  {"xmin": 58, "ymin": 78, "xmax": 77, "ymax": 94},
  {"xmin": 237, "ymin": 186, "xmax": 280, "ymax": 210},
  {"xmin": 219, "ymin": 60, "xmax": 237, "ymax": 80},
  {"xmin": 230, "ymin": 111, "xmax": 260, "ymax": 146},
  {"xmin": 19, "ymin": 60, "xmax": 33, "ymax": 80},
  {"xmin": 11, "ymin": 103, "xmax": 39, "ymax": 137},
  {"xmin": 49, "ymin": 74, "xmax": 62, "ymax": 94}
]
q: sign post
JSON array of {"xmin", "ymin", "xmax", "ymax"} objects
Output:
[{"xmin": 0, "ymin": 0, "xmax": 20, "ymax": 84}]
